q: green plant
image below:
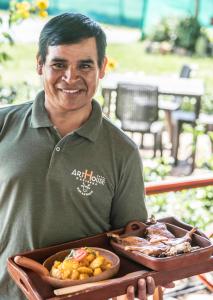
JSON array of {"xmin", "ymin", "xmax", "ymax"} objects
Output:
[
  {"xmin": 144, "ymin": 155, "xmax": 213, "ymax": 232},
  {"xmin": 0, "ymin": 1, "xmax": 48, "ymax": 64},
  {"xmin": 0, "ymin": 86, "xmax": 17, "ymax": 103},
  {"xmin": 174, "ymin": 17, "xmax": 201, "ymax": 52},
  {"xmin": 149, "ymin": 17, "xmax": 173, "ymax": 42},
  {"xmin": 201, "ymin": 94, "xmax": 213, "ymax": 114},
  {"xmin": 195, "ymin": 34, "xmax": 209, "ymax": 57},
  {"xmin": 143, "ymin": 157, "xmax": 172, "ymax": 182},
  {"xmin": 0, "ymin": 1, "xmax": 49, "ymax": 103},
  {"xmin": 146, "ymin": 187, "xmax": 213, "ymax": 232}
]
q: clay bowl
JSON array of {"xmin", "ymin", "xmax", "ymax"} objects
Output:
[{"xmin": 15, "ymin": 247, "xmax": 120, "ymax": 288}]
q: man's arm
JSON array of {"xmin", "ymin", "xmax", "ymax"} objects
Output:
[{"xmin": 110, "ymin": 147, "xmax": 147, "ymax": 229}]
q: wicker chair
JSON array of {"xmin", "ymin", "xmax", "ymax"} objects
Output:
[{"xmin": 116, "ymin": 83, "xmax": 164, "ymax": 156}]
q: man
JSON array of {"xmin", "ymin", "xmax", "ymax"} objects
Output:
[{"xmin": 0, "ymin": 13, "xmax": 172, "ymax": 299}]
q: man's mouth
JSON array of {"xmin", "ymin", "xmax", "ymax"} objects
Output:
[{"xmin": 61, "ymin": 89, "xmax": 81, "ymax": 94}]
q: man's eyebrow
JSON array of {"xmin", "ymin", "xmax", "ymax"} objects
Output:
[
  {"xmin": 79, "ymin": 59, "xmax": 95, "ymax": 65},
  {"xmin": 50, "ymin": 57, "xmax": 67, "ymax": 63},
  {"xmin": 49, "ymin": 58, "xmax": 95, "ymax": 64}
]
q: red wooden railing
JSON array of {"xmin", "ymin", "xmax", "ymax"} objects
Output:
[{"xmin": 145, "ymin": 174, "xmax": 213, "ymax": 195}]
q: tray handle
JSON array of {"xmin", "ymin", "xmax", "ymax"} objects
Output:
[
  {"xmin": 124, "ymin": 220, "xmax": 147, "ymax": 234},
  {"xmin": 7, "ymin": 258, "xmax": 42, "ymax": 300}
]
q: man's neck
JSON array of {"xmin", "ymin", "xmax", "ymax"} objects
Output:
[{"xmin": 45, "ymin": 103, "xmax": 92, "ymax": 137}]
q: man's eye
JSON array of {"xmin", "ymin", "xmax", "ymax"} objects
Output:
[
  {"xmin": 80, "ymin": 64, "xmax": 92, "ymax": 70},
  {"xmin": 52, "ymin": 63, "xmax": 65, "ymax": 69}
]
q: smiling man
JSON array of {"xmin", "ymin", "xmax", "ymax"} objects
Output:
[
  {"xmin": 0, "ymin": 13, "xmax": 158, "ymax": 299},
  {"xmin": 38, "ymin": 37, "xmax": 106, "ymax": 136}
]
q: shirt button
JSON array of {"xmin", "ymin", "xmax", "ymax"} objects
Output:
[{"xmin": 56, "ymin": 146, "xmax": 61, "ymax": 152}]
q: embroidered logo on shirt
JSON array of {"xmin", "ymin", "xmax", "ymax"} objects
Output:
[{"xmin": 71, "ymin": 169, "xmax": 105, "ymax": 196}]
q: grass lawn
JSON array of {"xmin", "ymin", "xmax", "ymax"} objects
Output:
[
  {"xmin": 107, "ymin": 42, "xmax": 213, "ymax": 94},
  {"xmin": 1, "ymin": 41, "xmax": 213, "ymax": 102}
]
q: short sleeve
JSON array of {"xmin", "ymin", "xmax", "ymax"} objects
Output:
[{"xmin": 110, "ymin": 148, "xmax": 147, "ymax": 229}]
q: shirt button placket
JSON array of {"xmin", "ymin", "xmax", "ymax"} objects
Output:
[{"xmin": 55, "ymin": 146, "xmax": 61, "ymax": 152}]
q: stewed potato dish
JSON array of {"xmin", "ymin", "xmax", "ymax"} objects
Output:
[{"xmin": 50, "ymin": 247, "xmax": 112, "ymax": 280}]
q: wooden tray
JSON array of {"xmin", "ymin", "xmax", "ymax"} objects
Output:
[
  {"xmin": 110, "ymin": 222, "xmax": 213, "ymax": 271},
  {"xmin": 7, "ymin": 217, "xmax": 213, "ymax": 300}
]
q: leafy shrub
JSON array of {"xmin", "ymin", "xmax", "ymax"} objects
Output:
[
  {"xmin": 150, "ymin": 17, "xmax": 173, "ymax": 42},
  {"xmin": 0, "ymin": 86, "xmax": 17, "ymax": 104},
  {"xmin": 201, "ymin": 94, "xmax": 213, "ymax": 114},
  {"xmin": 144, "ymin": 156, "xmax": 213, "ymax": 231},
  {"xmin": 146, "ymin": 187, "xmax": 213, "ymax": 232},
  {"xmin": 195, "ymin": 34, "xmax": 209, "ymax": 57},
  {"xmin": 174, "ymin": 17, "xmax": 201, "ymax": 52},
  {"xmin": 143, "ymin": 157, "xmax": 172, "ymax": 182},
  {"xmin": 148, "ymin": 16, "xmax": 210, "ymax": 55}
]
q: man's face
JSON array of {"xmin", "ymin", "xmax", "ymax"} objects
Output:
[{"xmin": 37, "ymin": 37, "xmax": 107, "ymax": 113}]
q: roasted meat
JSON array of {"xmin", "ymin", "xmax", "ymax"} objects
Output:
[
  {"xmin": 109, "ymin": 220, "xmax": 197, "ymax": 257},
  {"xmin": 125, "ymin": 243, "xmax": 169, "ymax": 256},
  {"xmin": 162, "ymin": 227, "xmax": 196, "ymax": 246},
  {"xmin": 107, "ymin": 233, "xmax": 149, "ymax": 246},
  {"xmin": 145, "ymin": 222, "xmax": 175, "ymax": 240},
  {"xmin": 164, "ymin": 242, "xmax": 192, "ymax": 256}
]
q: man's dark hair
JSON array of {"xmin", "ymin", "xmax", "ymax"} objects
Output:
[{"xmin": 38, "ymin": 13, "xmax": 107, "ymax": 68}]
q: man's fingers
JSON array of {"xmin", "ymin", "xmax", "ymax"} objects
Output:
[
  {"xmin": 126, "ymin": 285, "xmax": 135, "ymax": 300},
  {"xmin": 137, "ymin": 278, "xmax": 147, "ymax": 300},
  {"xmin": 146, "ymin": 276, "xmax": 155, "ymax": 295}
]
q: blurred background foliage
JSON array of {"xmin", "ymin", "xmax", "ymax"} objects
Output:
[
  {"xmin": 143, "ymin": 157, "xmax": 213, "ymax": 232},
  {"xmin": 0, "ymin": 0, "xmax": 49, "ymax": 103}
]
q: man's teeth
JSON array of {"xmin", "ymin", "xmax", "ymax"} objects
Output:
[{"xmin": 62, "ymin": 89, "xmax": 79, "ymax": 94}]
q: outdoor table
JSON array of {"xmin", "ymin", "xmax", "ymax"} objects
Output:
[
  {"xmin": 101, "ymin": 72, "xmax": 204, "ymax": 118},
  {"xmin": 101, "ymin": 72, "xmax": 205, "ymax": 163}
]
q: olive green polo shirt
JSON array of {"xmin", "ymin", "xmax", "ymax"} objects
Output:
[{"xmin": 0, "ymin": 90, "xmax": 147, "ymax": 299}]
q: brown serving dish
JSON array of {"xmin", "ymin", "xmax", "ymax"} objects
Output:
[
  {"xmin": 7, "ymin": 217, "xmax": 213, "ymax": 300},
  {"xmin": 110, "ymin": 221, "xmax": 213, "ymax": 271},
  {"xmin": 14, "ymin": 247, "xmax": 120, "ymax": 289},
  {"xmin": 43, "ymin": 247, "xmax": 120, "ymax": 288}
]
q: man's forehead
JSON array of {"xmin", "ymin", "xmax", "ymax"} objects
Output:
[{"xmin": 46, "ymin": 37, "xmax": 98, "ymax": 59}]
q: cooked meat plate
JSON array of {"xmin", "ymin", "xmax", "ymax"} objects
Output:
[{"xmin": 108, "ymin": 218, "xmax": 197, "ymax": 257}]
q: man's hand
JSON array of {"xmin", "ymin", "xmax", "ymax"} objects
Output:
[{"xmin": 126, "ymin": 276, "xmax": 175, "ymax": 300}]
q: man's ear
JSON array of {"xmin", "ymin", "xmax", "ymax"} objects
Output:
[
  {"xmin": 99, "ymin": 57, "xmax": 108, "ymax": 79},
  {"xmin": 36, "ymin": 54, "xmax": 43, "ymax": 75}
]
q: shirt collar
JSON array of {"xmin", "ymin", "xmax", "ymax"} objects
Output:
[
  {"xmin": 30, "ymin": 90, "xmax": 52, "ymax": 128},
  {"xmin": 75, "ymin": 99, "xmax": 102, "ymax": 142},
  {"xmin": 30, "ymin": 90, "xmax": 102, "ymax": 142}
]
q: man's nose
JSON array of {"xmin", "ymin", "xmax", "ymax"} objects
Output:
[{"xmin": 62, "ymin": 67, "xmax": 79, "ymax": 82}]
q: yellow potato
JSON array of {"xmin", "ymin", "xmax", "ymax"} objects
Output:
[
  {"xmin": 61, "ymin": 269, "xmax": 71, "ymax": 279},
  {"xmin": 93, "ymin": 267, "xmax": 102, "ymax": 276},
  {"xmin": 86, "ymin": 253, "xmax": 96, "ymax": 262},
  {"xmin": 77, "ymin": 266, "xmax": 93, "ymax": 274},
  {"xmin": 104, "ymin": 262, "xmax": 112, "ymax": 270},
  {"xmin": 79, "ymin": 273, "xmax": 89, "ymax": 280},
  {"xmin": 62, "ymin": 259, "xmax": 79, "ymax": 270},
  {"xmin": 53, "ymin": 260, "xmax": 61, "ymax": 268},
  {"xmin": 71, "ymin": 269, "xmax": 80, "ymax": 280},
  {"xmin": 79, "ymin": 257, "xmax": 90, "ymax": 267},
  {"xmin": 101, "ymin": 260, "xmax": 112, "ymax": 270},
  {"xmin": 50, "ymin": 248, "xmax": 112, "ymax": 280},
  {"xmin": 90, "ymin": 256, "xmax": 105, "ymax": 269},
  {"xmin": 50, "ymin": 267, "xmax": 62, "ymax": 279}
]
